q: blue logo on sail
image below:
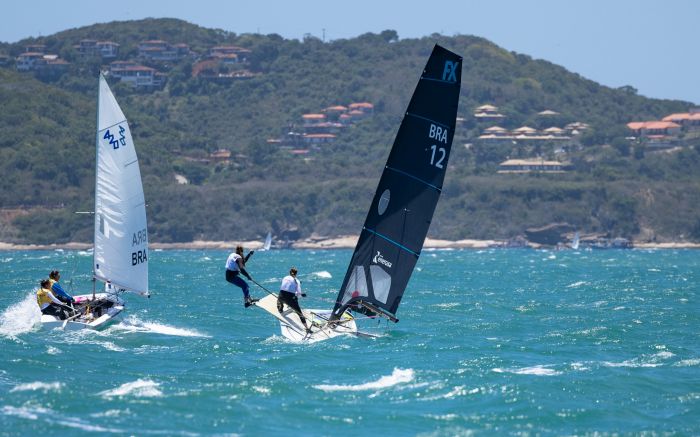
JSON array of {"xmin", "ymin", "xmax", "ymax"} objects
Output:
[
  {"xmin": 442, "ymin": 61, "xmax": 459, "ymax": 82},
  {"xmin": 103, "ymin": 125, "xmax": 127, "ymax": 149}
]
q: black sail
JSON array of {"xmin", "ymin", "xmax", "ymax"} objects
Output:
[{"xmin": 331, "ymin": 45, "xmax": 462, "ymax": 320}]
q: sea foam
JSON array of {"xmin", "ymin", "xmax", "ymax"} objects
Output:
[
  {"xmin": 99, "ymin": 379, "xmax": 163, "ymax": 398},
  {"xmin": 313, "ymin": 368, "xmax": 414, "ymax": 392},
  {"xmin": 493, "ymin": 365, "xmax": 562, "ymax": 376},
  {"xmin": 0, "ymin": 292, "xmax": 41, "ymax": 338},
  {"xmin": 311, "ymin": 271, "xmax": 332, "ymax": 279},
  {"xmin": 10, "ymin": 381, "xmax": 63, "ymax": 393},
  {"xmin": 112, "ymin": 316, "xmax": 210, "ymax": 338}
]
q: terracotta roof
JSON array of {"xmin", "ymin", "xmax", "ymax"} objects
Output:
[
  {"xmin": 662, "ymin": 113, "xmax": 692, "ymax": 122},
  {"xmin": 302, "ymin": 113, "xmax": 325, "ymax": 119},
  {"xmin": 538, "ymin": 109, "xmax": 560, "ymax": 116},
  {"xmin": 627, "ymin": 121, "xmax": 680, "ymax": 130},
  {"xmin": 513, "ymin": 126, "xmax": 537, "ymax": 133},
  {"xmin": 349, "ymin": 102, "xmax": 374, "ymax": 109},
  {"xmin": 476, "ymin": 104, "xmax": 498, "ymax": 111},
  {"xmin": 304, "ymin": 134, "xmax": 336, "ymax": 138},
  {"xmin": 484, "ymin": 126, "xmax": 507, "ymax": 132},
  {"xmin": 474, "ymin": 112, "xmax": 505, "ymax": 118},
  {"xmin": 324, "ymin": 105, "xmax": 348, "ymax": 112},
  {"xmin": 500, "ymin": 159, "xmax": 565, "ymax": 166}
]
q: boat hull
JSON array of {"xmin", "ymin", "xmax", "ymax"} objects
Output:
[{"xmin": 254, "ymin": 294, "xmax": 358, "ymax": 343}]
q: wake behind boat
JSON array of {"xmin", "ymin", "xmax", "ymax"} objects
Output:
[
  {"xmin": 40, "ymin": 74, "xmax": 149, "ymax": 330},
  {"xmin": 255, "ymin": 44, "xmax": 462, "ymax": 342}
]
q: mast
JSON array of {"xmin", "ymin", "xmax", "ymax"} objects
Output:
[
  {"xmin": 331, "ymin": 44, "xmax": 462, "ymax": 321},
  {"xmin": 93, "ymin": 74, "xmax": 102, "ymax": 299}
]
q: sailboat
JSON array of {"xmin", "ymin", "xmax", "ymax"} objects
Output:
[
  {"xmin": 255, "ymin": 45, "xmax": 462, "ymax": 341},
  {"xmin": 261, "ymin": 231, "xmax": 272, "ymax": 251},
  {"xmin": 571, "ymin": 231, "xmax": 580, "ymax": 250},
  {"xmin": 41, "ymin": 74, "xmax": 149, "ymax": 330}
]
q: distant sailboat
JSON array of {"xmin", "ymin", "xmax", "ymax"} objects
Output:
[
  {"xmin": 41, "ymin": 74, "xmax": 149, "ymax": 330},
  {"xmin": 254, "ymin": 45, "xmax": 462, "ymax": 341},
  {"xmin": 571, "ymin": 231, "xmax": 580, "ymax": 250},
  {"xmin": 261, "ymin": 232, "xmax": 272, "ymax": 251}
]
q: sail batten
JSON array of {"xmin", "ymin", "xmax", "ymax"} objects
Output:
[
  {"xmin": 331, "ymin": 45, "xmax": 461, "ymax": 320},
  {"xmin": 364, "ymin": 228, "xmax": 421, "ymax": 258},
  {"xmin": 385, "ymin": 166, "xmax": 442, "ymax": 192}
]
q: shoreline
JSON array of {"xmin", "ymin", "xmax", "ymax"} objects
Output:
[{"xmin": 1, "ymin": 236, "xmax": 699, "ymax": 251}]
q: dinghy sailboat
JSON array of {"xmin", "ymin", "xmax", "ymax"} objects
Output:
[
  {"xmin": 571, "ymin": 231, "xmax": 580, "ymax": 250},
  {"xmin": 255, "ymin": 44, "xmax": 462, "ymax": 341},
  {"xmin": 41, "ymin": 74, "xmax": 149, "ymax": 330},
  {"xmin": 261, "ymin": 232, "xmax": 272, "ymax": 251}
]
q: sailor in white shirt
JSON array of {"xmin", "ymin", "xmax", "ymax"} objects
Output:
[
  {"xmin": 277, "ymin": 267, "xmax": 310, "ymax": 333},
  {"xmin": 225, "ymin": 245, "xmax": 257, "ymax": 307}
]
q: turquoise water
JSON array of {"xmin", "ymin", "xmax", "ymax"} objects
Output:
[{"xmin": 0, "ymin": 248, "xmax": 698, "ymax": 436}]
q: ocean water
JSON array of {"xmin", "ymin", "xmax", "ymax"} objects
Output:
[{"xmin": 0, "ymin": 248, "xmax": 698, "ymax": 436}]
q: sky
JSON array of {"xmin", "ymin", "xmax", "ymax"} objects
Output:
[{"xmin": 2, "ymin": 0, "xmax": 698, "ymax": 104}]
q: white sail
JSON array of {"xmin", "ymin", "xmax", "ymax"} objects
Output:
[
  {"xmin": 93, "ymin": 74, "xmax": 148, "ymax": 293},
  {"xmin": 262, "ymin": 232, "xmax": 272, "ymax": 251},
  {"xmin": 571, "ymin": 231, "xmax": 580, "ymax": 250}
]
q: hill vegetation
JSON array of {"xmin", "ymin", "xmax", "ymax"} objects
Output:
[{"xmin": 1, "ymin": 18, "xmax": 699, "ymax": 245}]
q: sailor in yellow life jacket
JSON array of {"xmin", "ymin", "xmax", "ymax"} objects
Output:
[{"xmin": 37, "ymin": 279, "xmax": 69, "ymax": 320}]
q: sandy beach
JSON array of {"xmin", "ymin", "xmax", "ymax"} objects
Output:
[
  {"xmin": 1, "ymin": 236, "xmax": 699, "ymax": 251},
  {"xmin": 0, "ymin": 236, "xmax": 499, "ymax": 251}
]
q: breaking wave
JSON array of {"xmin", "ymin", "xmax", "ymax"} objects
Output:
[
  {"xmin": 111, "ymin": 316, "xmax": 210, "ymax": 338},
  {"xmin": 313, "ymin": 368, "xmax": 414, "ymax": 392},
  {"xmin": 99, "ymin": 379, "xmax": 163, "ymax": 398},
  {"xmin": 10, "ymin": 381, "xmax": 63, "ymax": 393},
  {"xmin": 492, "ymin": 365, "xmax": 562, "ymax": 376},
  {"xmin": 311, "ymin": 271, "xmax": 332, "ymax": 279},
  {"xmin": 0, "ymin": 292, "xmax": 41, "ymax": 338}
]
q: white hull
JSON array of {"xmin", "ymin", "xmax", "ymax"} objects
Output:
[
  {"xmin": 254, "ymin": 294, "xmax": 360, "ymax": 343},
  {"xmin": 41, "ymin": 293, "xmax": 124, "ymax": 331}
]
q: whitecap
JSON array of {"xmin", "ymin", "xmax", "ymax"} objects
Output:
[
  {"xmin": 112, "ymin": 316, "xmax": 209, "ymax": 338},
  {"xmin": 99, "ymin": 342, "xmax": 126, "ymax": 352},
  {"xmin": 0, "ymin": 292, "xmax": 42, "ymax": 338},
  {"xmin": 493, "ymin": 365, "xmax": 561, "ymax": 376},
  {"xmin": 10, "ymin": 381, "xmax": 63, "ymax": 393},
  {"xmin": 655, "ymin": 351, "xmax": 675, "ymax": 359},
  {"xmin": 311, "ymin": 271, "xmax": 332, "ymax": 279},
  {"xmin": 675, "ymin": 358, "xmax": 700, "ymax": 367},
  {"xmin": 435, "ymin": 302, "xmax": 460, "ymax": 309},
  {"xmin": 566, "ymin": 281, "xmax": 587, "ymax": 288},
  {"xmin": 2, "ymin": 405, "xmax": 124, "ymax": 433},
  {"xmin": 252, "ymin": 386, "xmax": 271, "ymax": 394},
  {"xmin": 99, "ymin": 379, "xmax": 163, "ymax": 398},
  {"xmin": 313, "ymin": 368, "xmax": 414, "ymax": 392}
]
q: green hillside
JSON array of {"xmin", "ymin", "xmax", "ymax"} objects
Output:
[{"xmin": 1, "ymin": 18, "xmax": 699, "ymax": 245}]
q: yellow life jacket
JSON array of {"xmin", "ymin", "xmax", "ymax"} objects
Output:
[
  {"xmin": 48, "ymin": 278, "xmax": 57, "ymax": 288},
  {"xmin": 36, "ymin": 287, "xmax": 55, "ymax": 307}
]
